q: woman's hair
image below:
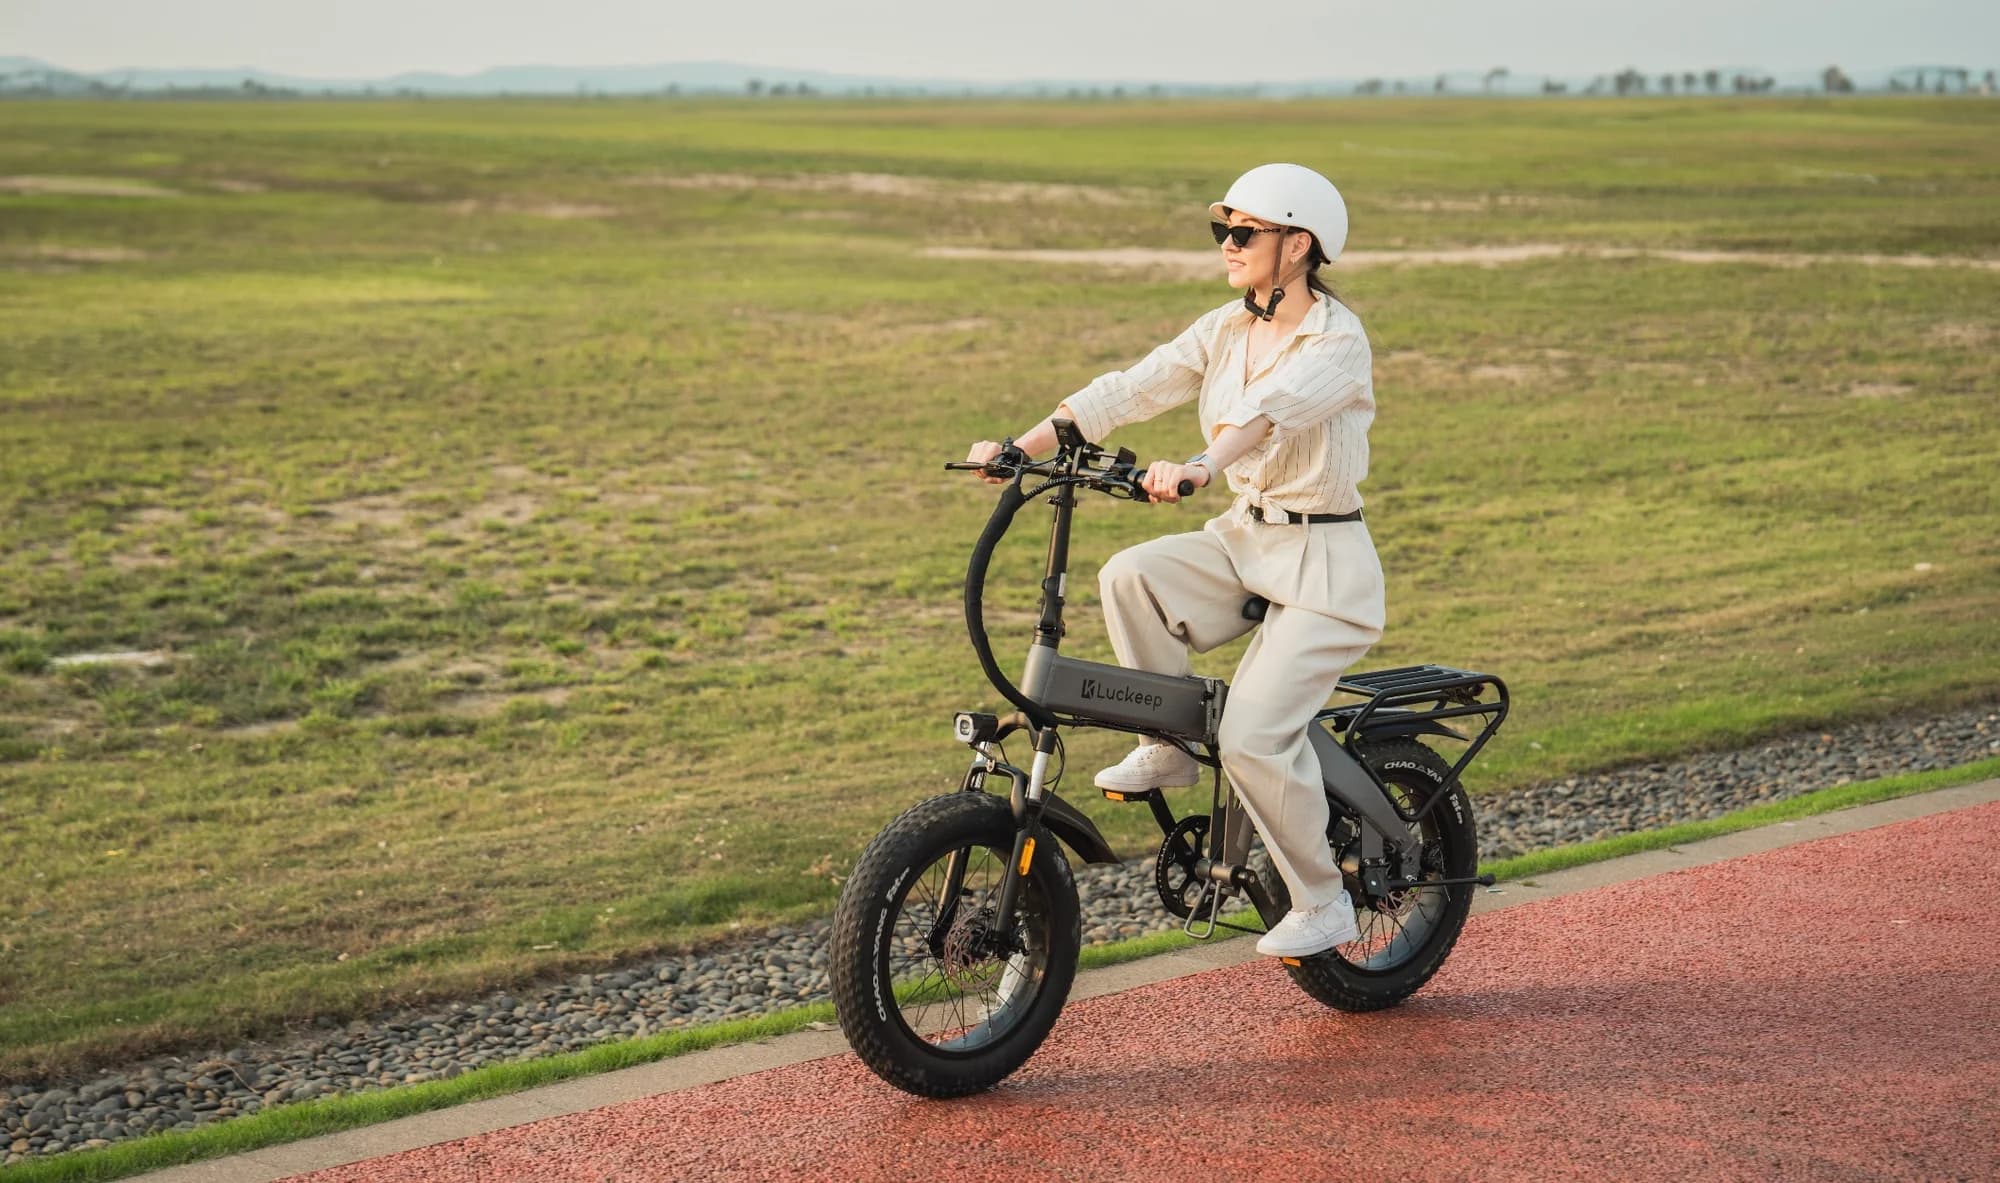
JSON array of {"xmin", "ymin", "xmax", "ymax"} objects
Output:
[{"xmin": 1302, "ymin": 235, "xmax": 1343, "ymax": 305}]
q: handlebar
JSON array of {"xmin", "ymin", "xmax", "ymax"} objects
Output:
[{"xmin": 944, "ymin": 450, "xmax": 1194, "ymax": 503}]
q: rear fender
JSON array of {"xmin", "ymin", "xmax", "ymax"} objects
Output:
[
  {"xmin": 1318, "ymin": 708, "xmax": 1466, "ymax": 745},
  {"xmin": 1354, "ymin": 719, "xmax": 1466, "ymax": 744}
]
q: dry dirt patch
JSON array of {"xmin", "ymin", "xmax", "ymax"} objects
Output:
[
  {"xmin": 1468, "ymin": 363, "xmax": 1543, "ymax": 384},
  {"xmin": 883, "ymin": 316, "xmax": 995, "ymax": 337},
  {"xmin": 126, "ymin": 506, "xmax": 187, "ymax": 529},
  {"xmin": 920, "ymin": 244, "xmax": 1578, "ymax": 273},
  {"xmin": 626, "ymin": 171, "xmax": 1140, "ymax": 206},
  {"xmin": 443, "ymin": 199, "xmax": 619, "ymax": 220},
  {"xmin": 923, "ymin": 246, "xmax": 1219, "ymax": 274},
  {"xmin": 1, "ymin": 714, "xmax": 89, "ymax": 741},
  {"xmin": 1383, "ymin": 194, "xmax": 1573, "ymax": 214},
  {"xmin": 1616, "ymin": 247, "xmax": 2000, "ymax": 271},
  {"xmin": 1375, "ymin": 350, "xmax": 1557, "ymax": 389},
  {"xmin": 437, "ymin": 686, "xmax": 571, "ymax": 719},
  {"xmin": 1779, "ymin": 165, "xmax": 1880, "ymax": 184},
  {"xmin": 306, "ymin": 490, "xmax": 542, "ymax": 539},
  {"xmin": 108, "ymin": 549, "xmax": 176, "ymax": 573},
  {"xmin": 313, "ymin": 496, "xmax": 411, "ymax": 532},
  {"xmin": 452, "ymin": 493, "xmax": 539, "ymax": 528},
  {"xmin": 0, "ymin": 175, "xmax": 180, "ymax": 198},
  {"xmin": 4, "ymin": 244, "xmax": 152, "ymax": 264},
  {"xmin": 219, "ymin": 719, "xmax": 301, "ymax": 739},
  {"xmin": 1925, "ymin": 322, "xmax": 1995, "ymax": 348},
  {"xmin": 48, "ymin": 650, "xmax": 171, "ymax": 670},
  {"xmin": 922, "ymin": 243, "xmax": 2000, "ymax": 275}
]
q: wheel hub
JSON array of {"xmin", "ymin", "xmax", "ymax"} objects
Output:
[{"xmin": 939, "ymin": 908, "xmax": 1006, "ymax": 991}]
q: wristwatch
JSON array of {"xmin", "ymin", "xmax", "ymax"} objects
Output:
[{"xmin": 1183, "ymin": 452, "xmax": 1213, "ymax": 485}]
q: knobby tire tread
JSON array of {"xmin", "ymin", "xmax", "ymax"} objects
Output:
[
  {"xmin": 1283, "ymin": 738, "xmax": 1477, "ymax": 1012},
  {"xmin": 829, "ymin": 792, "xmax": 1081, "ymax": 1098}
]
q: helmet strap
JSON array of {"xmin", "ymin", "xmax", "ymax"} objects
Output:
[{"xmin": 1243, "ymin": 230, "xmax": 1297, "ymax": 322}]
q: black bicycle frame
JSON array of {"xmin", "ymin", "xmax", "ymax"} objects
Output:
[{"xmin": 946, "ymin": 423, "xmax": 1507, "ymax": 937}]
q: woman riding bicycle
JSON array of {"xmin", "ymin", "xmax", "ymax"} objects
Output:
[{"xmin": 966, "ymin": 162, "xmax": 1382, "ymax": 960}]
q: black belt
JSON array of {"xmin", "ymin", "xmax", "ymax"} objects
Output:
[{"xmin": 1248, "ymin": 505, "xmax": 1363, "ymax": 525}]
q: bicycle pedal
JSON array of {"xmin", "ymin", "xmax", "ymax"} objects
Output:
[{"xmin": 1099, "ymin": 787, "xmax": 1162, "ymax": 803}]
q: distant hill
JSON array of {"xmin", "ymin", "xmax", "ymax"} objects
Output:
[
  {"xmin": 0, "ymin": 55, "xmax": 1982, "ymax": 99},
  {"xmin": 0, "ymin": 55, "xmax": 1168, "ymax": 97}
]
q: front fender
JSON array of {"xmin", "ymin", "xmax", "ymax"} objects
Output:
[{"xmin": 1035, "ymin": 791, "xmax": 1121, "ymax": 865}]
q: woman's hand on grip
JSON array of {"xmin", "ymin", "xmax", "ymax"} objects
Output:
[
  {"xmin": 966, "ymin": 440, "xmax": 1010, "ymax": 485},
  {"xmin": 1141, "ymin": 461, "xmax": 1207, "ymax": 503}
]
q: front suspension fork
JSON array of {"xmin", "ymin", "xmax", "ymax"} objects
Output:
[
  {"xmin": 990, "ymin": 727, "xmax": 1058, "ymax": 947},
  {"xmin": 939, "ymin": 726, "xmax": 1059, "ymax": 955}
]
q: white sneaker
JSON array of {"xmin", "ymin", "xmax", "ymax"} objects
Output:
[
  {"xmin": 1255, "ymin": 891, "xmax": 1362, "ymax": 958},
  {"xmin": 1093, "ymin": 742, "xmax": 1200, "ymax": 792}
]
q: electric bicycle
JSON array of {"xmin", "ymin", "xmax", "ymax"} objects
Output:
[{"xmin": 829, "ymin": 420, "xmax": 1509, "ymax": 1097}]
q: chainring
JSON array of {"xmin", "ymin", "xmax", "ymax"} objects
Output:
[{"xmin": 1154, "ymin": 815, "xmax": 1215, "ymax": 919}]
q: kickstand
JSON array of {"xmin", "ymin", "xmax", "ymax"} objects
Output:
[
  {"xmin": 1183, "ymin": 759, "xmax": 1230, "ymax": 940},
  {"xmin": 1182, "ymin": 876, "xmax": 1226, "ymax": 940}
]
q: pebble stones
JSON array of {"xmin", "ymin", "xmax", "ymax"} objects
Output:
[{"xmin": 3, "ymin": 704, "xmax": 1994, "ymax": 1165}]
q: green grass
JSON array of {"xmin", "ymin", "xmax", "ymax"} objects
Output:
[
  {"xmin": 6, "ymin": 753, "xmax": 1994, "ymax": 1183},
  {"xmin": 1, "ymin": 95, "xmax": 1996, "ymax": 1084}
]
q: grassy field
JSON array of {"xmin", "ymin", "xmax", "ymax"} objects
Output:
[{"xmin": 1, "ymin": 96, "xmax": 1995, "ymax": 1085}]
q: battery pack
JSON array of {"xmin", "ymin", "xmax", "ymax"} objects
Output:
[{"xmin": 1020, "ymin": 647, "xmax": 1225, "ymax": 744}]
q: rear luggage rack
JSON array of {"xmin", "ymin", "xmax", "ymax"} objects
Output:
[{"xmin": 1316, "ymin": 664, "xmax": 1510, "ymax": 826}]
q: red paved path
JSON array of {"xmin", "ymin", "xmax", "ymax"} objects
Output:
[{"xmin": 297, "ymin": 803, "xmax": 2000, "ymax": 1182}]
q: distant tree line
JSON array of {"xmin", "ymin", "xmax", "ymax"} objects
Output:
[
  {"xmin": 1351, "ymin": 65, "xmax": 1997, "ymax": 97},
  {"xmin": 1886, "ymin": 67, "xmax": 1990, "ymax": 94}
]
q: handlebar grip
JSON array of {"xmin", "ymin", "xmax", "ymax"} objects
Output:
[{"xmin": 1132, "ymin": 469, "xmax": 1197, "ymax": 501}]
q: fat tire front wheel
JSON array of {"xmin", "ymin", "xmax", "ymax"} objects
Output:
[{"xmin": 830, "ymin": 792, "xmax": 1081, "ymax": 1097}]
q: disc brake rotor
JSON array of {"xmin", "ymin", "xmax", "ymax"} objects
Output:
[{"xmin": 939, "ymin": 907, "xmax": 1005, "ymax": 992}]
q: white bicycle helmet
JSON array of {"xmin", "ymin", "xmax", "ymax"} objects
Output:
[{"xmin": 1208, "ymin": 163, "xmax": 1348, "ymax": 264}]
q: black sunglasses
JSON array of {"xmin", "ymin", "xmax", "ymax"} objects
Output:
[{"xmin": 1211, "ymin": 221, "xmax": 1285, "ymax": 248}]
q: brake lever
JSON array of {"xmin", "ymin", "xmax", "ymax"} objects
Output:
[{"xmin": 947, "ymin": 439, "xmax": 1033, "ymax": 482}]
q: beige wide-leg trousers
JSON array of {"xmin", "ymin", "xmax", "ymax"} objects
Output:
[{"xmin": 1097, "ymin": 508, "xmax": 1386, "ymax": 912}]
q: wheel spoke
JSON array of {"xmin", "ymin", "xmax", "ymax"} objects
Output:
[
  {"xmin": 879, "ymin": 837, "xmax": 1051, "ymax": 1052},
  {"xmin": 1325, "ymin": 759, "xmax": 1471, "ymax": 975}
]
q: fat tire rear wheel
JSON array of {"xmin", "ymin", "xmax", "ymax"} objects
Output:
[
  {"xmin": 830, "ymin": 792, "xmax": 1081, "ymax": 1097},
  {"xmin": 1274, "ymin": 737, "xmax": 1478, "ymax": 1012}
]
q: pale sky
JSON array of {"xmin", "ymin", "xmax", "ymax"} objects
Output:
[{"xmin": 4, "ymin": 0, "xmax": 1995, "ymax": 82}]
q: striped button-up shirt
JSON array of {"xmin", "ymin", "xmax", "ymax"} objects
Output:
[{"xmin": 1063, "ymin": 293, "xmax": 1373, "ymax": 517}]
